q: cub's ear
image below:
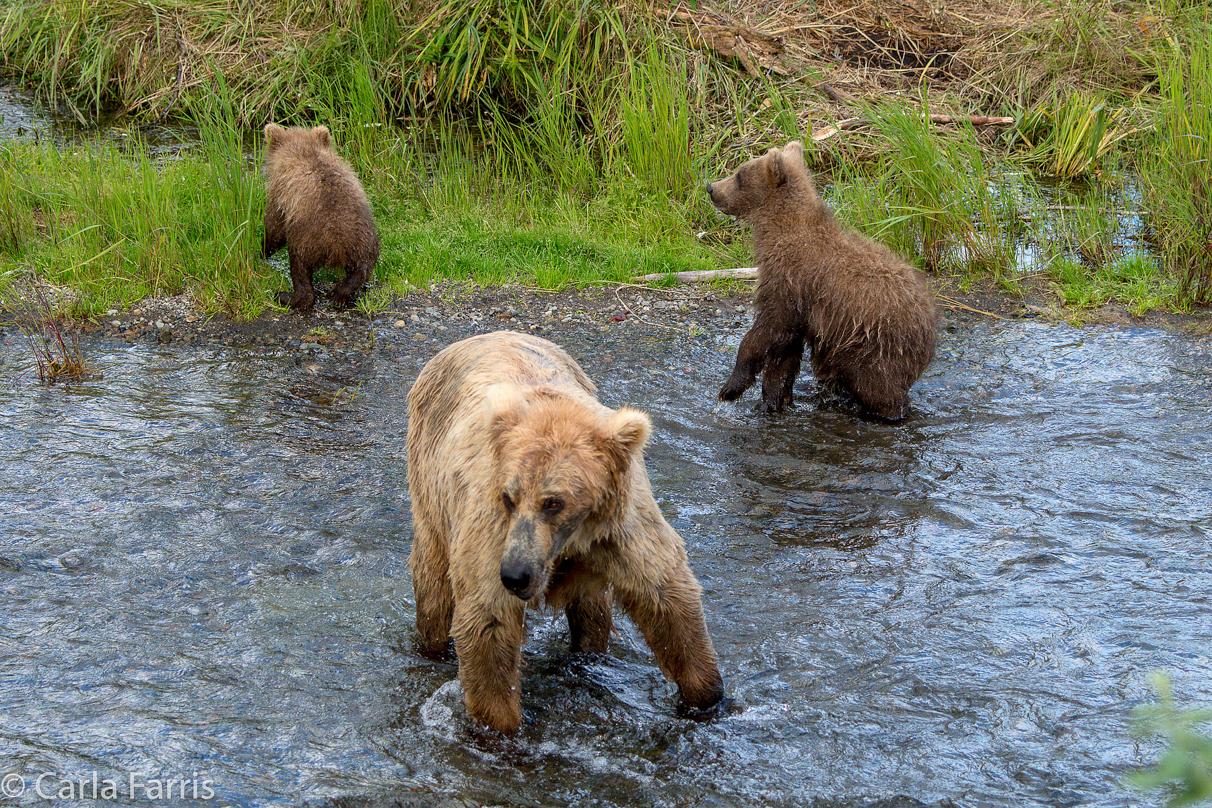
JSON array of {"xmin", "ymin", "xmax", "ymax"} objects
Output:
[
  {"xmin": 782, "ymin": 140, "xmax": 805, "ymax": 165},
  {"xmin": 264, "ymin": 123, "xmax": 286, "ymax": 151},
  {"xmin": 607, "ymin": 407, "xmax": 651, "ymax": 456},
  {"xmin": 764, "ymin": 146, "xmax": 787, "ymax": 186},
  {"xmin": 311, "ymin": 125, "xmax": 332, "ymax": 147}
]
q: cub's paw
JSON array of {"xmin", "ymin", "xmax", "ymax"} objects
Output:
[{"xmin": 719, "ymin": 381, "xmax": 747, "ymax": 402}]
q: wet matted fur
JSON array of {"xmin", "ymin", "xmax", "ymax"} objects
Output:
[
  {"xmin": 407, "ymin": 331, "xmax": 726, "ymax": 734},
  {"xmin": 708, "ymin": 140, "xmax": 938, "ymax": 421},
  {"xmin": 261, "ymin": 124, "xmax": 379, "ymax": 312}
]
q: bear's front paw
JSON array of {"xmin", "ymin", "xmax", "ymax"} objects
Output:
[{"xmin": 676, "ymin": 695, "xmax": 738, "ymax": 722}]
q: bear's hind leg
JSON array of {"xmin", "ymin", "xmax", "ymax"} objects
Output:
[
  {"xmin": 565, "ymin": 586, "xmax": 613, "ymax": 655},
  {"xmin": 409, "ymin": 524, "xmax": 455, "ymax": 655},
  {"xmin": 451, "ymin": 598, "xmax": 526, "ymax": 734},
  {"xmin": 332, "ymin": 258, "xmax": 373, "ymax": 308},
  {"xmin": 280, "ymin": 249, "xmax": 316, "ymax": 311},
  {"xmin": 546, "ymin": 564, "xmax": 612, "ymax": 654},
  {"xmin": 262, "ymin": 205, "xmax": 287, "ymax": 258}
]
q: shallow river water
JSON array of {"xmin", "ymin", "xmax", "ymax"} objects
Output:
[{"xmin": 1, "ymin": 316, "xmax": 1210, "ymax": 808}]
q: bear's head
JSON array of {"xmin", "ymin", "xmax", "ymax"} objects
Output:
[
  {"xmin": 263, "ymin": 123, "xmax": 333, "ymax": 157},
  {"xmin": 486, "ymin": 385, "xmax": 651, "ymax": 602},
  {"xmin": 707, "ymin": 140, "xmax": 810, "ymax": 218}
]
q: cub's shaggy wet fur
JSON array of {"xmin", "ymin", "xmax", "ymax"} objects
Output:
[
  {"xmin": 261, "ymin": 124, "xmax": 379, "ymax": 311},
  {"xmin": 407, "ymin": 331, "xmax": 726, "ymax": 734},
  {"xmin": 708, "ymin": 141, "xmax": 938, "ymax": 421}
]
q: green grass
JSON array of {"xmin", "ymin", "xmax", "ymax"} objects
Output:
[
  {"xmin": 1016, "ymin": 93, "xmax": 1136, "ymax": 180},
  {"xmin": 0, "ymin": 112, "xmax": 723, "ymax": 317},
  {"xmin": 2, "ymin": 0, "xmax": 1211, "ymax": 317},
  {"xmin": 1049, "ymin": 253, "xmax": 1181, "ymax": 315},
  {"xmin": 1141, "ymin": 37, "xmax": 1212, "ymax": 305}
]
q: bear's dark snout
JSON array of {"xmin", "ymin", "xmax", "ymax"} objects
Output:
[{"xmin": 499, "ymin": 559, "xmax": 534, "ymax": 598}]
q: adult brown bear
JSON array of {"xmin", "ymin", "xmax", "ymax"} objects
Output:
[
  {"xmin": 261, "ymin": 124, "xmax": 379, "ymax": 311},
  {"xmin": 407, "ymin": 331, "xmax": 726, "ymax": 734},
  {"xmin": 709, "ymin": 140, "xmax": 938, "ymax": 421}
]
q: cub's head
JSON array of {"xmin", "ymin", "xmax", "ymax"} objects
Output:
[
  {"xmin": 263, "ymin": 123, "xmax": 334, "ymax": 159},
  {"xmin": 486, "ymin": 385, "xmax": 651, "ymax": 602},
  {"xmin": 706, "ymin": 140, "xmax": 808, "ymax": 218}
]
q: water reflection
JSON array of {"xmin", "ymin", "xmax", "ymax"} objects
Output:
[{"xmin": 0, "ymin": 320, "xmax": 1210, "ymax": 807}]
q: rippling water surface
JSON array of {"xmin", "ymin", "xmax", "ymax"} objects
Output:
[{"xmin": 1, "ymin": 319, "xmax": 1210, "ymax": 808}]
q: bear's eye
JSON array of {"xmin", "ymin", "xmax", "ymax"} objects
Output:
[
  {"xmin": 501, "ymin": 492, "xmax": 515, "ymax": 512},
  {"xmin": 735, "ymin": 172, "xmax": 744, "ymax": 189},
  {"xmin": 542, "ymin": 497, "xmax": 564, "ymax": 517}
]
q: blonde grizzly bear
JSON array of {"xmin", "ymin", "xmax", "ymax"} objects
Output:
[
  {"xmin": 407, "ymin": 331, "xmax": 726, "ymax": 735},
  {"xmin": 261, "ymin": 124, "xmax": 379, "ymax": 311},
  {"xmin": 708, "ymin": 141, "xmax": 938, "ymax": 421}
]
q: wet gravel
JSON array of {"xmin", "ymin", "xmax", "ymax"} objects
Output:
[{"xmin": 8, "ymin": 274, "xmax": 1209, "ymax": 365}]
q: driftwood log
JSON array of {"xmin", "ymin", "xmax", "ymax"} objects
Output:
[
  {"xmin": 631, "ymin": 268, "xmax": 759, "ymax": 284},
  {"xmin": 810, "ymin": 115, "xmax": 1016, "ymax": 141}
]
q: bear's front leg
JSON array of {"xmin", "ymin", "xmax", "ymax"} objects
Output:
[
  {"xmin": 615, "ymin": 567, "xmax": 724, "ymax": 714},
  {"xmin": 720, "ymin": 326, "xmax": 769, "ymax": 402},
  {"xmin": 721, "ymin": 308, "xmax": 792, "ymax": 404},
  {"xmin": 450, "ymin": 597, "xmax": 526, "ymax": 734},
  {"xmin": 759, "ymin": 337, "xmax": 804, "ymax": 413}
]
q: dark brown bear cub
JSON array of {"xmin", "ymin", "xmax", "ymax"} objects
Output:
[
  {"xmin": 708, "ymin": 140, "xmax": 938, "ymax": 422},
  {"xmin": 261, "ymin": 124, "xmax": 379, "ymax": 311}
]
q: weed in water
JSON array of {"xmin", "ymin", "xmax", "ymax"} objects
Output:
[
  {"xmin": 1128, "ymin": 673, "xmax": 1212, "ymax": 807},
  {"xmin": 0, "ymin": 281, "xmax": 98, "ymax": 383}
]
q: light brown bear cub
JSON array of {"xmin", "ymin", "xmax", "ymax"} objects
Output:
[
  {"xmin": 708, "ymin": 140, "xmax": 938, "ymax": 421},
  {"xmin": 407, "ymin": 331, "xmax": 726, "ymax": 735},
  {"xmin": 261, "ymin": 124, "xmax": 379, "ymax": 311}
]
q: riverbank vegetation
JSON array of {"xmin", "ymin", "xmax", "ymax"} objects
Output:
[{"xmin": 1, "ymin": 0, "xmax": 1210, "ymax": 318}]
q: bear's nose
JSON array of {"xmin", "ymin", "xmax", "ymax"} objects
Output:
[
  {"xmin": 500, "ymin": 562, "xmax": 532, "ymax": 597},
  {"xmin": 705, "ymin": 182, "xmax": 714, "ymax": 195}
]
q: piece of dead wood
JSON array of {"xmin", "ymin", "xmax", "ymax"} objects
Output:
[
  {"xmin": 632, "ymin": 268, "xmax": 759, "ymax": 284},
  {"xmin": 936, "ymin": 295, "xmax": 1006, "ymax": 319},
  {"xmin": 667, "ymin": 7, "xmax": 787, "ymax": 77},
  {"xmin": 815, "ymin": 82, "xmax": 855, "ymax": 104},
  {"xmin": 159, "ymin": 29, "xmax": 189, "ymax": 122},
  {"xmin": 810, "ymin": 114, "xmax": 1016, "ymax": 141}
]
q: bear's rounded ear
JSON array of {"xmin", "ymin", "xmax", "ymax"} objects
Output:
[
  {"xmin": 764, "ymin": 147, "xmax": 787, "ymax": 187},
  {"xmin": 607, "ymin": 407, "xmax": 651, "ymax": 455},
  {"xmin": 264, "ymin": 123, "xmax": 285, "ymax": 150},
  {"xmin": 486, "ymin": 383, "xmax": 527, "ymax": 438},
  {"xmin": 782, "ymin": 140, "xmax": 805, "ymax": 165},
  {"xmin": 312, "ymin": 125, "xmax": 332, "ymax": 147}
]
